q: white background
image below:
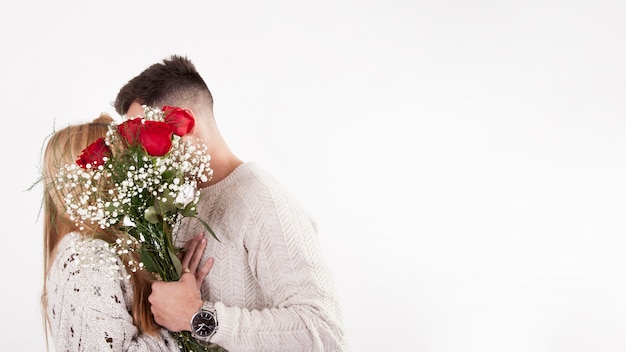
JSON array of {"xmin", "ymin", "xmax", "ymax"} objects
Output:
[{"xmin": 1, "ymin": 1, "xmax": 625, "ymax": 351}]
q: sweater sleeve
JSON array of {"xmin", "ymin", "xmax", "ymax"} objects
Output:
[
  {"xmin": 47, "ymin": 236, "xmax": 179, "ymax": 352},
  {"xmin": 209, "ymin": 181, "xmax": 346, "ymax": 352}
]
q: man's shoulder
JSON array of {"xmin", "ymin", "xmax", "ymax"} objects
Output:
[{"xmin": 229, "ymin": 163, "xmax": 284, "ymax": 192}]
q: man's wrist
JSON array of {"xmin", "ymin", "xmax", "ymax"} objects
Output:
[
  {"xmin": 190, "ymin": 301, "xmax": 218, "ymax": 341},
  {"xmin": 181, "ymin": 298, "xmax": 204, "ymax": 332}
]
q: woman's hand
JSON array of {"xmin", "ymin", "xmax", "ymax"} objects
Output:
[{"xmin": 181, "ymin": 232, "xmax": 214, "ymax": 291}]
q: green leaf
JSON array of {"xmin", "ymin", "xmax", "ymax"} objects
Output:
[
  {"xmin": 190, "ymin": 216, "xmax": 220, "ymax": 242},
  {"xmin": 168, "ymin": 246, "xmax": 183, "ymax": 281},
  {"xmin": 180, "ymin": 203, "xmax": 197, "ymax": 217},
  {"xmin": 140, "ymin": 249, "xmax": 161, "ymax": 273},
  {"xmin": 144, "ymin": 206, "xmax": 160, "ymax": 224},
  {"xmin": 161, "ymin": 168, "xmax": 176, "ymax": 180},
  {"xmin": 155, "ymin": 189, "xmax": 175, "ymax": 214}
]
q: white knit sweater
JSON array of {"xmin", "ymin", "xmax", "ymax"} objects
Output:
[
  {"xmin": 46, "ymin": 232, "xmax": 179, "ymax": 351},
  {"xmin": 176, "ymin": 163, "xmax": 346, "ymax": 352}
]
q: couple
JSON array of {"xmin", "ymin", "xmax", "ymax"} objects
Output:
[{"xmin": 41, "ymin": 55, "xmax": 346, "ymax": 352}]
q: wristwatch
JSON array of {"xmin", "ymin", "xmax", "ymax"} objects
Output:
[{"xmin": 190, "ymin": 301, "xmax": 218, "ymax": 341}]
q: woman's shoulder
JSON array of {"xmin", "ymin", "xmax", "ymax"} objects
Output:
[
  {"xmin": 51, "ymin": 232, "xmax": 127, "ymax": 282},
  {"xmin": 47, "ymin": 232, "xmax": 132, "ymax": 312},
  {"xmin": 55, "ymin": 231, "xmax": 109, "ymax": 253},
  {"xmin": 55, "ymin": 232, "xmax": 112, "ymax": 261}
]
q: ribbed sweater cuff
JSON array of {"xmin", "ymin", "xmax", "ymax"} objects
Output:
[{"xmin": 211, "ymin": 301, "xmax": 237, "ymax": 346}]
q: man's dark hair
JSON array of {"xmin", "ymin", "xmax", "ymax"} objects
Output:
[{"xmin": 114, "ymin": 55, "xmax": 213, "ymax": 115}]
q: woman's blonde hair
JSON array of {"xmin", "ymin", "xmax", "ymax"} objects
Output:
[{"xmin": 41, "ymin": 114, "xmax": 159, "ymax": 347}]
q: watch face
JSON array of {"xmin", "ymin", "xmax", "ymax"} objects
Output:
[{"xmin": 192, "ymin": 311, "xmax": 216, "ymax": 337}]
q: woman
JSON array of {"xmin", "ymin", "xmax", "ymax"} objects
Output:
[{"xmin": 40, "ymin": 114, "xmax": 211, "ymax": 351}]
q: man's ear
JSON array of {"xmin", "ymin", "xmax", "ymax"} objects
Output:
[
  {"xmin": 183, "ymin": 108, "xmax": 195, "ymax": 117},
  {"xmin": 183, "ymin": 108, "xmax": 197, "ymax": 134}
]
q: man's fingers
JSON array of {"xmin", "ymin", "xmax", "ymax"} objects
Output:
[{"xmin": 181, "ymin": 271, "xmax": 201, "ymax": 289}]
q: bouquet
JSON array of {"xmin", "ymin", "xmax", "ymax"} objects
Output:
[{"xmin": 56, "ymin": 105, "xmax": 219, "ymax": 351}]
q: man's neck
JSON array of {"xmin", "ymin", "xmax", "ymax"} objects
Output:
[{"xmin": 200, "ymin": 150, "xmax": 243, "ymax": 187}]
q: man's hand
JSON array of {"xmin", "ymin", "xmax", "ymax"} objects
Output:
[
  {"xmin": 150, "ymin": 233, "xmax": 214, "ymax": 332},
  {"xmin": 150, "ymin": 273, "xmax": 204, "ymax": 331}
]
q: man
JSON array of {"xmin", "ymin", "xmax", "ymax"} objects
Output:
[{"xmin": 114, "ymin": 55, "xmax": 346, "ymax": 352}]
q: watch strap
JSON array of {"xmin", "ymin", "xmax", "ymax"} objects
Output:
[
  {"xmin": 190, "ymin": 301, "xmax": 218, "ymax": 342},
  {"xmin": 201, "ymin": 301, "xmax": 216, "ymax": 313}
]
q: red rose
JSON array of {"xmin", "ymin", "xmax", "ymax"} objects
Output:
[
  {"xmin": 76, "ymin": 137, "xmax": 112, "ymax": 169},
  {"xmin": 140, "ymin": 120, "xmax": 174, "ymax": 156},
  {"xmin": 118, "ymin": 118, "xmax": 143, "ymax": 146},
  {"xmin": 162, "ymin": 106, "xmax": 195, "ymax": 137}
]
